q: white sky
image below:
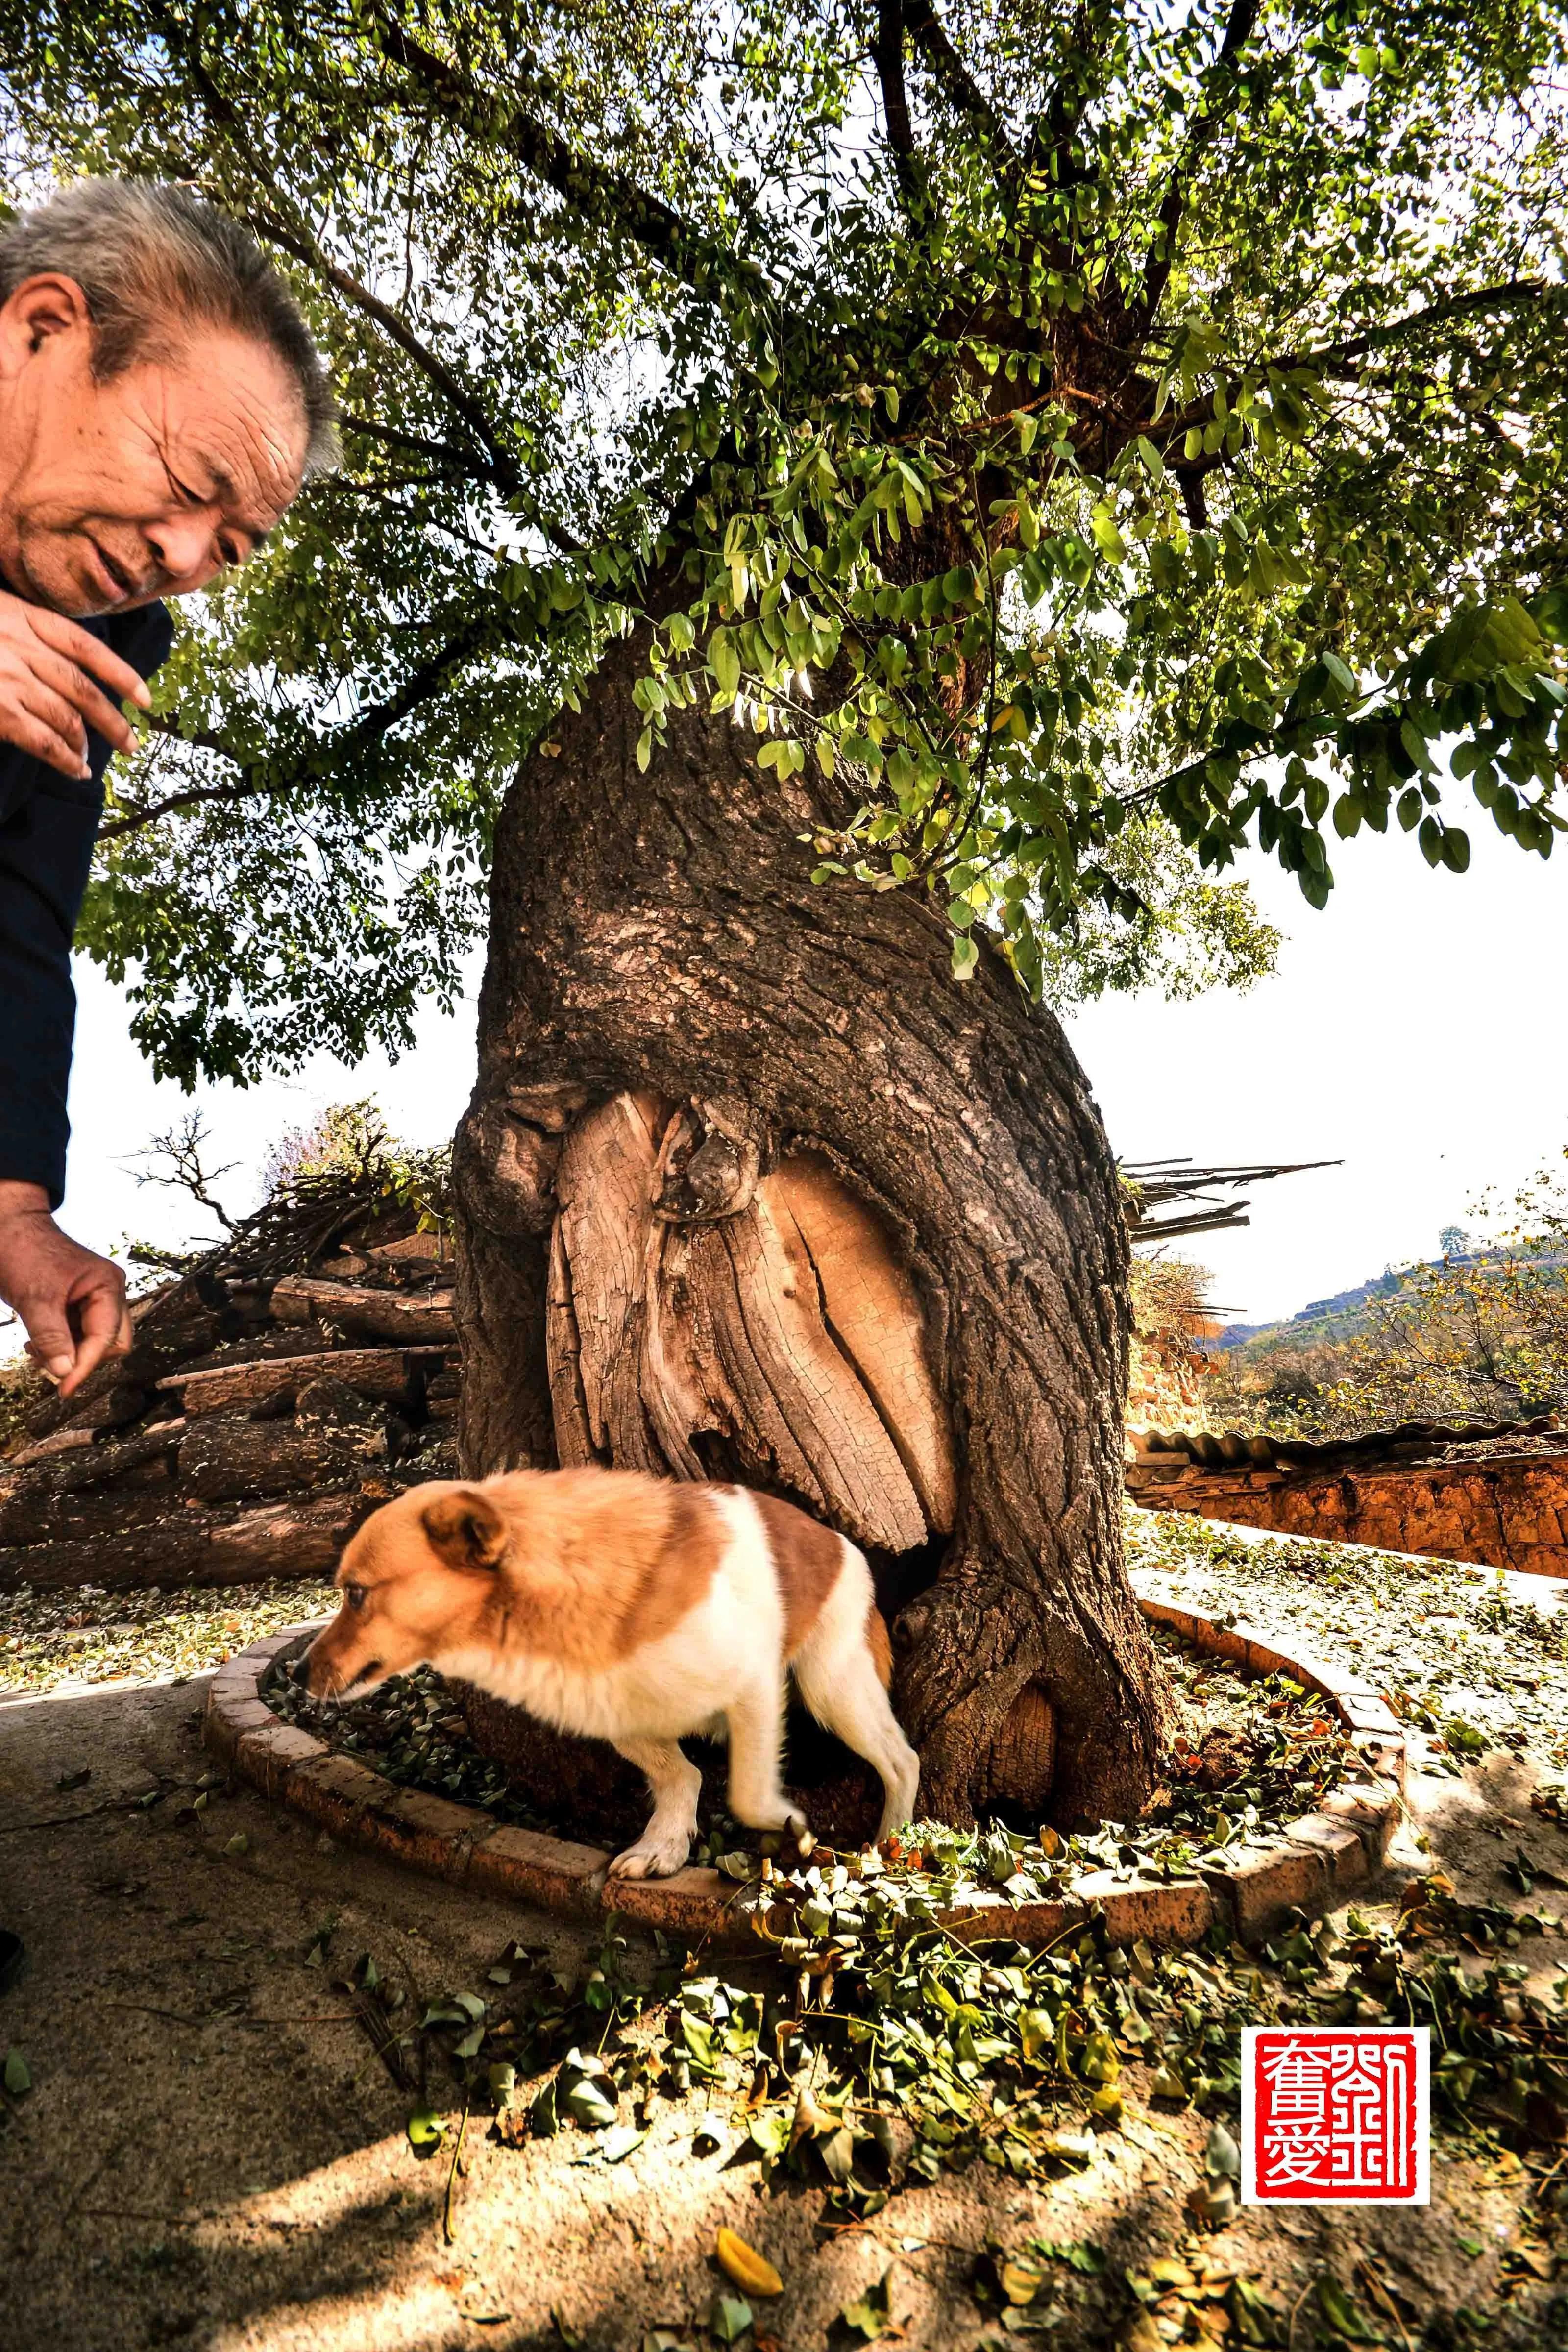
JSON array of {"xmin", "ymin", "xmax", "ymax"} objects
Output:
[{"xmin": 31, "ymin": 801, "xmax": 1568, "ymax": 1347}]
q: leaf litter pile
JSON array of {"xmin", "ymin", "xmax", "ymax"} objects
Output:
[
  {"xmin": 1127, "ymin": 1506, "xmax": 1568, "ymax": 1775},
  {"xmin": 266, "ymin": 1618, "xmax": 1363, "ymax": 1885},
  {"xmin": 11, "ymin": 1528, "xmax": 1568, "ymax": 2340},
  {"xmin": 0, "ymin": 1575, "xmax": 337, "ymax": 1696},
  {"xmin": 266, "ymin": 1594, "xmax": 1568, "ymax": 2349},
  {"xmin": 316, "ymin": 1847, "xmax": 1568, "ymax": 2350}
]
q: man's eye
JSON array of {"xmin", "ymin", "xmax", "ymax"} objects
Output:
[{"xmin": 344, "ymin": 1585, "xmax": 367, "ymax": 1613}]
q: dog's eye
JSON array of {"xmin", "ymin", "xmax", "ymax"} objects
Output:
[{"xmin": 343, "ymin": 1584, "xmax": 368, "ymax": 1613}]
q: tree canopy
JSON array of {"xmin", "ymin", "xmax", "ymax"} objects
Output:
[{"xmin": 1, "ymin": 0, "xmax": 1563, "ymax": 1084}]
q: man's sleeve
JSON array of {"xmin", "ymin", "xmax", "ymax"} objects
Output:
[
  {"xmin": 0, "ymin": 601, "xmax": 174, "ymax": 1208},
  {"xmin": 0, "ymin": 780, "xmax": 102, "ymax": 1206}
]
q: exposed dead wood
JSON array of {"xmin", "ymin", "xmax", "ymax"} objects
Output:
[
  {"xmin": 157, "ymin": 1348, "xmax": 449, "ymax": 1417},
  {"xmin": 767, "ymin": 1154, "xmax": 957, "ymax": 1534},
  {"xmin": 718, "ymin": 1191, "xmax": 927, "ymax": 1551},
  {"xmin": 179, "ymin": 1414, "xmax": 385, "ymax": 1506},
  {"xmin": 0, "ymin": 1472, "xmax": 180, "ymax": 1550},
  {"xmin": 270, "ymin": 1275, "xmax": 457, "ymax": 1344},
  {"xmin": 978, "ymin": 1684, "xmax": 1058, "ymax": 1813},
  {"xmin": 548, "ymin": 1092, "xmax": 667, "ymax": 1469},
  {"xmin": 367, "ymin": 1231, "xmax": 451, "ymax": 1265},
  {"xmin": 0, "ymin": 1489, "xmax": 369, "ymax": 1593}
]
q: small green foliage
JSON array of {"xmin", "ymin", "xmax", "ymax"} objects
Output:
[{"xmin": 839, "ymin": 2269, "xmax": 895, "ymax": 2340}]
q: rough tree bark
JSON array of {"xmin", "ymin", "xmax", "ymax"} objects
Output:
[{"xmin": 453, "ymin": 619, "xmax": 1176, "ymax": 1827}]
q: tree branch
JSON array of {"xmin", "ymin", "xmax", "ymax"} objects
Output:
[
  {"xmin": 1138, "ymin": 0, "xmax": 1260, "ymax": 329},
  {"xmin": 98, "ymin": 618, "xmax": 496, "ymax": 842},
  {"xmin": 903, "ymin": 0, "xmax": 1014, "ymax": 161},
  {"xmin": 339, "ymin": 413, "xmax": 583, "ymax": 551},
  {"xmin": 251, "ymin": 209, "xmax": 531, "ymax": 496},
  {"xmin": 872, "ymin": 0, "xmax": 924, "ymax": 216},
  {"xmin": 1258, "ymin": 279, "xmax": 1548, "ymax": 378},
  {"xmin": 365, "ymin": 7, "xmax": 737, "ymax": 305}
]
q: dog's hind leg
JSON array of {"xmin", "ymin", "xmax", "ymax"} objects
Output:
[
  {"xmin": 607, "ymin": 1737, "xmax": 702, "ymax": 1879},
  {"xmin": 724, "ymin": 1681, "xmax": 808, "ymax": 1842},
  {"xmin": 792, "ymin": 1548, "xmax": 920, "ymax": 1842}
]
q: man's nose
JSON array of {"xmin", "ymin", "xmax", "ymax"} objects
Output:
[{"xmin": 145, "ymin": 511, "xmax": 222, "ymax": 589}]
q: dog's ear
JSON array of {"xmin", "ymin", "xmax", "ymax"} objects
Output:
[{"xmin": 422, "ymin": 1488, "xmax": 508, "ymax": 1572}]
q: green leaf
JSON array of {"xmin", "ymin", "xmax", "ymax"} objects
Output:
[
  {"xmin": 840, "ymin": 2269, "xmax": 894, "ymax": 2339},
  {"xmin": 406, "ymin": 2107, "xmax": 443, "ymax": 2151},
  {"xmin": 565, "ymin": 2077, "xmax": 618, "ymax": 2130},
  {"xmin": 710, "ymin": 627, "xmax": 741, "ymax": 699},
  {"xmin": 709, "ymin": 2293, "xmax": 753, "ymax": 2343},
  {"xmin": 951, "ymin": 934, "xmax": 979, "ymax": 981},
  {"xmin": 1089, "ymin": 506, "xmax": 1128, "ymax": 564},
  {"xmin": 3, "ymin": 2049, "xmax": 31, "ymax": 2097},
  {"xmin": 1432, "ymin": 595, "xmax": 1543, "ymax": 682},
  {"xmin": 1019, "ymin": 2008, "xmax": 1052, "ymax": 2063},
  {"xmin": 1314, "ymin": 2272, "xmax": 1386, "ymax": 2342}
]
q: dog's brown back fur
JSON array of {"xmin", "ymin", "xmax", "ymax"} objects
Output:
[
  {"xmin": 753, "ymin": 1492, "xmax": 845, "ymax": 1655},
  {"xmin": 310, "ymin": 1469, "xmax": 870, "ymax": 1698}
]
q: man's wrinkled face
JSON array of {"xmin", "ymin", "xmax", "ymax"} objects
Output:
[{"xmin": 0, "ymin": 273, "xmax": 308, "ymax": 617}]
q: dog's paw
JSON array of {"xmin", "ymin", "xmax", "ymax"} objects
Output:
[{"xmin": 607, "ymin": 1829, "xmax": 693, "ymax": 1880}]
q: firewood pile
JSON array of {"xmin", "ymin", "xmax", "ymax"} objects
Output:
[{"xmin": 0, "ymin": 1182, "xmax": 460, "ymax": 1596}]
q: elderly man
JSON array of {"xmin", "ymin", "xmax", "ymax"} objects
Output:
[{"xmin": 0, "ymin": 179, "xmax": 334, "ymax": 1399}]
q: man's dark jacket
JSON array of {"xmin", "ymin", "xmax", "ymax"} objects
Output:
[{"xmin": 0, "ymin": 601, "xmax": 172, "ymax": 1207}]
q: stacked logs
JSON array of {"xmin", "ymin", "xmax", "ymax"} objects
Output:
[{"xmin": 0, "ymin": 1224, "xmax": 460, "ymax": 1595}]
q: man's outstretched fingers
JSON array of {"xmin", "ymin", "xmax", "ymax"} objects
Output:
[
  {"xmin": 0, "ymin": 1189, "xmax": 133, "ymax": 1397},
  {"xmin": 31, "ymin": 607, "xmax": 153, "ymax": 712},
  {"xmin": 58, "ymin": 1270, "xmax": 134, "ymax": 1396}
]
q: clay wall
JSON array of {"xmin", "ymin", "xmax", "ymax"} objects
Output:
[{"xmin": 1126, "ymin": 1447, "xmax": 1568, "ymax": 1578}]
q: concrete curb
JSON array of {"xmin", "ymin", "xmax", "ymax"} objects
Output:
[{"xmin": 205, "ymin": 1595, "xmax": 1404, "ymax": 1950}]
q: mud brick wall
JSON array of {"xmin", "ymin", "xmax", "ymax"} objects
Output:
[
  {"xmin": 1127, "ymin": 1329, "xmax": 1214, "ymax": 1441},
  {"xmin": 1127, "ymin": 1446, "xmax": 1568, "ymax": 1578}
]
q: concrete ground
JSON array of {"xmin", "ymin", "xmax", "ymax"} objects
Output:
[{"xmin": 1, "ymin": 1668, "xmax": 1562, "ymax": 2352}]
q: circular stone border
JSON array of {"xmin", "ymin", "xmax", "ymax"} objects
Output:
[{"xmin": 203, "ymin": 1578, "xmax": 1405, "ymax": 1952}]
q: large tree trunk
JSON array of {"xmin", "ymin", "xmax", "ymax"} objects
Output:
[{"xmin": 452, "ymin": 620, "xmax": 1175, "ymax": 1826}]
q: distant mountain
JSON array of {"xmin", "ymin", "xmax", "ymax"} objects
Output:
[{"xmin": 1211, "ymin": 1254, "xmax": 1488, "ymax": 1350}]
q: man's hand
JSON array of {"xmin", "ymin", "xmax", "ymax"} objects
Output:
[
  {"xmin": 0, "ymin": 1182, "xmax": 132, "ymax": 1399},
  {"xmin": 0, "ymin": 588, "xmax": 151, "ymax": 780}
]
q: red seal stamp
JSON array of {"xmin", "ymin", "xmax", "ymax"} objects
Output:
[{"xmin": 1242, "ymin": 2027, "xmax": 1429, "ymax": 2204}]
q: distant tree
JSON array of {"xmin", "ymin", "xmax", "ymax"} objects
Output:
[
  {"xmin": 1216, "ymin": 1159, "xmax": 1568, "ymax": 1431},
  {"xmin": 1439, "ymin": 1225, "xmax": 1473, "ymax": 1261},
  {"xmin": 6, "ymin": 0, "xmax": 1568, "ymax": 1821}
]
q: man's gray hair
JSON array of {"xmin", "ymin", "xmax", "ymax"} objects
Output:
[{"xmin": 0, "ymin": 179, "xmax": 337, "ymax": 474}]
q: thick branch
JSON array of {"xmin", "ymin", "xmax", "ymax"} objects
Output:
[
  {"xmin": 903, "ymin": 0, "xmax": 1014, "ymax": 160},
  {"xmin": 1139, "ymin": 0, "xmax": 1260, "ymax": 328},
  {"xmin": 366, "ymin": 8, "xmax": 735, "ymax": 306},
  {"xmin": 340, "ymin": 413, "xmax": 583, "ymax": 552},
  {"xmin": 872, "ymin": 0, "xmax": 924, "ymax": 215},
  {"xmin": 98, "ymin": 617, "xmax": 495, "ymax": 842},
  {"xmin": 252, "ymin": 211, "xmax": 529, "ymax": 497}
]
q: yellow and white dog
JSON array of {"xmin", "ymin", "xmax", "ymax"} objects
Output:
[{"xmin": 305, "ymin": 1468, "xmax": 920, "ymax": 1879}]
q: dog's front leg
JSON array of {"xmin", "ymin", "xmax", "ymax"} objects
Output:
[{"xmin": 607, "ymin": 1738, "xmax": 702, "ymax": 1879}]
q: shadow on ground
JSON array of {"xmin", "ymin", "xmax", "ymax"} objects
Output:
[{"xmin": 0, "ymin": 1673, "xmax": 1561, "ymax": 2350}]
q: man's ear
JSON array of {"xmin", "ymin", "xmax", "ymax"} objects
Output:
[{"xmin": 421, "ymin": 1488, "xmax": 508, "ymax": 1572}]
